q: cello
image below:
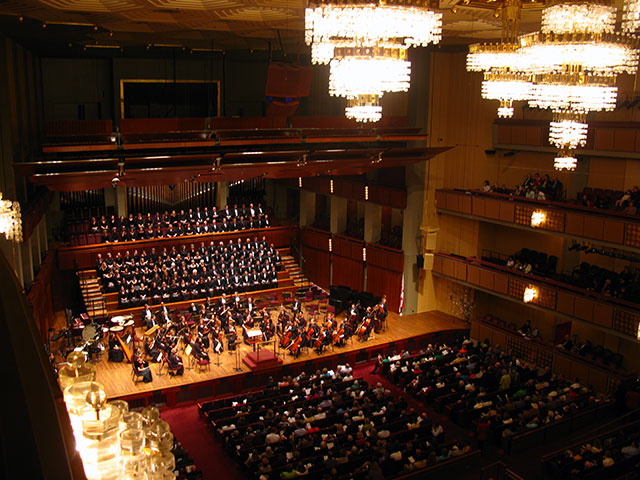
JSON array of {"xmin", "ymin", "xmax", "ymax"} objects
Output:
[{"xmin": 288, "ymin": 333, "xmax": 303, "ymax": 356}]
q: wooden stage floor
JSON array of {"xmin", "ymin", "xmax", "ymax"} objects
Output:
[{"xmin": 84, "ymin": 310, "xmax": 467, "ymax": 399}]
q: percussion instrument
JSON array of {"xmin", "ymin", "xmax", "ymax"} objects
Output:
[
  {"xmin": 124, "ymin": 320, "xmax": 135, "ymax": 327},
  {"xmin": 110, "ymin": 326, "xmax": 124, "ymax": 333},
  {"xmin": 82, "ymin": 323, "xmax": 102, "ymax": 343},
  {"xmin": 111, "ymin": 315, "xmax": 127, "ymax": 324},
  {"xmin": 102, "ymin": 327, "xmax": 110, "ymax": 333}
]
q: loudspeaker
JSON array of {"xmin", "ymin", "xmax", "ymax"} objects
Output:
[
  {"xmin": 417, "ymin": 254, "xmax": 424, "ymax": 269},
  {"xmin": 425, "ymin": 232, "xmax": 437, "ymax": 251}
]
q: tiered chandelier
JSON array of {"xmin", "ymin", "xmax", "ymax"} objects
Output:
[
  {"xmin": 467, "ymin": 0, "xmax": 639, "ymax": 171},
  {"xmin": 305, "ymin": 0, "xmax": 442, "ymax": 122},
  {"xmin": 0, "ymin": 192, "xmax": 22, "ymax": 243}
]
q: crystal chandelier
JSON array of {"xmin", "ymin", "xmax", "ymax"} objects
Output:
[
  {"xmin": 554, "ymin": 152, "xmax": 578, "ymax": 171},
  {"xmin": 305, "ymin": 0, "xmax": 442, "ymax": 64},
  {"xmin": 622, "ymin": 0, "xmax": 640, "ymax": 32},
  {"xmin": 467, "ymin": 0, "xmax": 640, "ymax": 170},
  {"xmin": 481, "ymin": 72, "xmax": 532, "ymax": 117},
  {"xmin": 305, "ymin": 0, "xmax": 441, "ymax": 122},
  {"xmin": 329, "ymin": 47, "xmax": 411, "ymax": 98},
  {"xmin": 0, "ymin": 192, "xmax": 22, "ymax": 243},
  {"xmin": 345, "ymin": 95, "xmax": 383, "ymax": 122}
]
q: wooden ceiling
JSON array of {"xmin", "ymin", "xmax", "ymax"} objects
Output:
[
  {"xmin": 0, "ymin": 0, "xmax": 563, "ymax": 53},
  {"xmin": 16, "ymin": 146, "xmax": 452, "ymax": 191}
]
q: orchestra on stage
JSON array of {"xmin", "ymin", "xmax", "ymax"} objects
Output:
[{"xmin": 54, "ymin": 289, "xmax": 390, "ymax": 385}]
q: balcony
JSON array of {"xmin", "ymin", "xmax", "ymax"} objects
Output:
[
  {"xmin": 432, "ymin": 252, "xmax": 640, "ymax": 343},
  {"xmin": 435, "ymin": 189, "xmax": 640, "ymax": 251}
]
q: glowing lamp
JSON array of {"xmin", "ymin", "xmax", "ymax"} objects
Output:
[
  {"xmin": 523, "ymin": 285, "xmax": 539, "ymax": 303},
  {"xmin": 530, "ymin": 210, "xmax": 546, "ymax": 227}
]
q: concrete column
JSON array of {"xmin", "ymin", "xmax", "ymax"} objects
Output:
[
  {"xmin": 364, "ymin": 202, "xmax": 382, "ymax": 243},
  {"xmin": 299, "ymin": 190, "xmax": 316, "ymax": 227},
  {"xmin": 218, "ymin": 181, "xmax": 229, "ymax": 209},
  {"xmin": 401, "ymin": 161, "xmax": 426, "ymax": 315},
  {"xmin": 330, "ymin": 196, "xmax": 347, "ymax": 234},
  {"xmin": 115, "ymin": 185, "xmax": 127, "ymax": 217}
]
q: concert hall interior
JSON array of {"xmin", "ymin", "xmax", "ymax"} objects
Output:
[{"xmin": 3, "ymin": 1, "xmax": 640, "ymax": 479}]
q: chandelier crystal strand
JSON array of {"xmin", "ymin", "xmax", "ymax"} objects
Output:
[
  {"xmin": 528, "ymin": 74, "xmax": 618, "ymax": 113},
  {"xmin": 345, "ymin": 95, "xmax": 383, "ymax": 122},
  {"xmin": 622, "ymin": 0, "xmax": 640, "ymax": 32},
  {"xmin": 541, "ymin": 2, "xmax": 616, "ymax": 34},
  {"xmin": 549, "ymin": 112, "xmax": 588, "ymax": 149},
  {"xmin": 554, "ymin": 152, "xmax": 578, "ymax": 171},
  {"xmin": 329, "ymin": 50, "xmax": 411, "ymax": 98},
  {"xmin": 481, "ymin": 72, "xmax": 532, "ymax": 117}
]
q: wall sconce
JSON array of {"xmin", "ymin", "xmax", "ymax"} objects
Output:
[
  {"xmin": 328, "ymin": 238, "xmax": 332, "ymax": 252},
  {"xmin": 636, "ymin": 322, "xmax": 640, "ymax": 340},
  {"xmin": 530, "ymin": 210, "xmax": 546, "ymax": 227},
  {"xmin": 523, "ymin": 285, "xmax": 539, "ymax": 303},
  {"xmin": 362, "ymin": 247, "xmax": 367, "ymax": 262},
  {"xmin": 364, "ymin": 185, "xmax": 369, "ymax": 201},
  {"xmin": 298, "ymin": 177, "xmax": 302, "ymax": 188},
  {"xmin": 330, "ymin": 179, "xmax": 334, "ymax": 194}
]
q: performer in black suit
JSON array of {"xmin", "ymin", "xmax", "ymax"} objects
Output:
[
  {"xmin": 108, "ymin": 333, "xmax": 124, "ymax": 362},
  {"xmin": 167, "ymin": 347, "xmax": 184, "ymax": 376}
]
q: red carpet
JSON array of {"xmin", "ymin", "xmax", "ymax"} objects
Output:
[{"xmin": 161, "ymin": 404, "xmax": 248, "ymax": 480}]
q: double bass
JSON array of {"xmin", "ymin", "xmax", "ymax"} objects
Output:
[
  {"xmin": 288, "ymin": 333, "xmax": 303, "ymax": 356},
  {"xmin": 357, "ymin": 309, "xmax": 373, "ymax": 339}
]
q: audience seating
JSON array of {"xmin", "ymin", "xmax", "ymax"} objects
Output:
[
  {"xmin": 382, "ymin": 337, "xmax": 611, "ymax": 455},
  {"xmin": 541, "ymin": 418, "xmax": 640, "ymax": 479},
  {"xmin": 198, "ymin": 368, "xmax": 478, "ymax": 479}
]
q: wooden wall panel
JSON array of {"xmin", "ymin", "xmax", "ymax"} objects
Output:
[
  {"xmin": 565, "ymin": 213, "xmax": 584, "ymax": 237},
  {"xmin": 493, "ymin": 273, "xmax": 508, "ymax": 294},
  {"xmin": 454, "ymin": 261, "xmax": 467, "ymax": 281},
  {"xmin": 614, "ymin": 129, "xmax": 636, "ymax": 152},
  {"xmin": 472, "ymin": 197, "xmax": 486, "ymax": 217},
  {"xmin": 573, "ymin": 297, "xmax": 594, "ymax": 323},
  {"xmin": 467, "ymin": 265, "xmax": 481, "ymax": 285},
  {"xmin": 435, "ymin": 190, "xmax": 446, "ymax": 209},
  {"xmin": 479, "ymin": 269, "xmax": 494, "ymax": 290},
  {"xmin": 499, "ymin": 202, "xmax": 515, "ymax": 222},
  {"xmin": 582, "ymin": 216, "xmax": 604, "ymax": 241},
  {"xmin": 485, "ymin": 199, "xmax": 501, "ymax": 220},
  {"xmin": 603, "ymin": 219, "xmax": 625, "ymax": 244},
  {"xmin": 594, "ymin": 128, "xmax": 615, "ymax": 151},
  {"xmin": 302, "ymin": 245, "xmax": 330, "ymax": 289},
  {"xmin": 460, "ymin": 195, "xmax": 473, "ymax": 214},
  {"xmin": 556, "ymin": 291, "xmax": 575, "ymax": 316},
  {"xmin": 592, "ymin": 303, "xmax": 613, "ymax": 329}
]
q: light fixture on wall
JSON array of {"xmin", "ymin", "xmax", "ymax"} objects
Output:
[
  {"xmin": 364, "ymin": 185, "xmax": 369, "ymax": 200},
  {"xmin": 298, "ymin": 177, "xmax": 303, "ymax": 188},
  {"xmin": 362, "ymin": 247, "xmax": 367, "ymax": 262},
  {"xmin": 330, "ymin": 179, "xmax": 334, "ymax": 193},
  {"xmin": 523, "ymin": 284, "xmax": 539, "ymax": 303},
  {"xmin": 328, "ymin": 238, "xmax": 333, "ymax": 252},
  {"xmin": 530, "ymin": 210, "xmax": 546, "ymax": 227}
]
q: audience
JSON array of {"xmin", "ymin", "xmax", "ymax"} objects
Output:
[
  {"xmin": 544, "ymin": 419, "xmax": 640, "ymax": 478},
  {"xmin": 200, "ymin": 367, "xmax": 475, "ymax": 479},
  {"xmin": 382, "ymin": 337, "xmax": 607, "ymax": 448},
  {"xmin": 479, "ymin": 174, "xmax": 640, "ymax": 217},
  {"xmin": 95, "ymin": 236, "xmax": 282, "ymax": 307}
]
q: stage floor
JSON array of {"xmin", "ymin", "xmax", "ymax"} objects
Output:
[{"xmin": 61, "ymin": 309, "xmax": 466, "ymax": 399}]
